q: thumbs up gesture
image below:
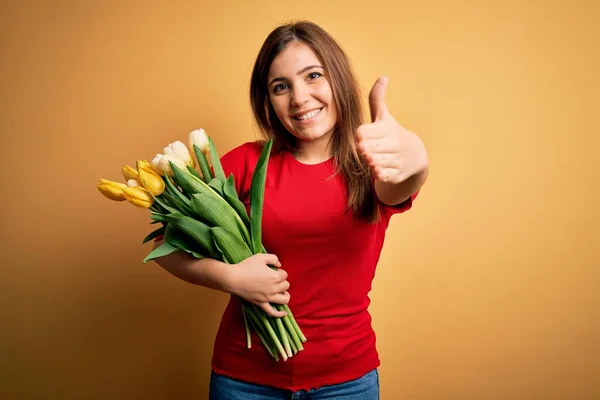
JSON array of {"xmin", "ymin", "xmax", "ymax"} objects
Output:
[{"xmin": 356, "ymin": 77, "xmax": 429, "ymax": 187}]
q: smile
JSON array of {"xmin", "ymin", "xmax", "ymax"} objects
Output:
[{"xmin": 294, "ymin": 108, "xmax": 323, "ymax": 121}]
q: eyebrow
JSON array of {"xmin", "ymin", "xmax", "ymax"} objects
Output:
[{"xmin": 268, "ymin": 65, "xmax": 324, "ymax": 87}]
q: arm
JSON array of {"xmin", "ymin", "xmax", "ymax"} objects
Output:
[
  {"xmin": 375, "ymin": 166, "xmax": 428, "ymax": 206},
  {"xmin": 152, "ymin": 239, "xmax": 235, "ymax": 293},
  {"xmin": 357, "ymin": 75, "xmax": 429, "ymax": 206},
  {"xmin": 151, "ymin": 239, "xmax": 290, "ymax": 317}
]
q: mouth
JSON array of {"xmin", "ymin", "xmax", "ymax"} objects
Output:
[{"xmin": 293, "ymin": 107, "xmax": 324, "ymax": 121}]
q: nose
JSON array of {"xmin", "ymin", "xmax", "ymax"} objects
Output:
[{"xmin": 290, "ymin": 82, "xmax": 310, "ymax": 107}]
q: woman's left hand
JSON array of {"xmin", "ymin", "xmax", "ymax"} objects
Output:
[{"xmin": 355, "ymin": 76, "xmax": 429, "ymax": 184}]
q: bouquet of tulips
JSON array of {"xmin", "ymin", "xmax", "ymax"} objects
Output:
[{"xmin": 97, "ymin": 129, "xmax": 306, "ymax": 361}]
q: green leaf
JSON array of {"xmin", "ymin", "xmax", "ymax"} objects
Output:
[
  {"xmin": 142, "ymin": 226, "xmax": 165, "ymax": 244},
  {"xmin": 223, "ymin": 174, "xmax": 251, "ymax": 231},
  {"xmin": 208, "ymin": 136, "xmax": 226, "ymax": 183},
  {"xmin": 211, "ymin": 226, "xmax": 253, "ymax": 264},
  {"xmin": 249, "ymin": 139, "xmax": 273, "ymax": 254},
  {"xmin": 143, "ymin": 241, "xmax": 180, "ymax": 263},
  {"xmin": 163, "ymin": 224, "xmax": 204, "ymax": 259},
  {"xmin": 186, "ymin": 165, "xmax": 203, "ymax": 180},
  {"xmin": 194, "ymin": 144, "xmax": 213, "ymax": 182},
  {"xmin": 150, "ymin": 213, "xmax": 168, "ymax": 223},
  {"xmin": 189, "ymin": 193, "xmax": 248, "ymax": 243},
  {"xmin": 170, "ymin": 162, "xmax": 210, "ymax": 196},
  {"xmin": 163, "ymin": 214, "xmax": 221, "ymax": 259},
  {"xmin": 152, "ymin": 195, "xmax": 182, "ymax": 215},
  {"xmin": 162, "ymin": 176, "xmax": 192, "ymax": 214},
  {"xmin": 208, "ymin": 178, "xmax": 224, "ymax": 197}
]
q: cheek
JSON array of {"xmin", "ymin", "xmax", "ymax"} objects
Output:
[{"xmin": 270, "ymin": 97, "xmax": 289, "ymax": 121}]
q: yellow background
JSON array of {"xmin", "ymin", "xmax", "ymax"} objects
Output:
[{"xmin": 1, "ymin": 1, "xmax": 598, "ymax": 399}]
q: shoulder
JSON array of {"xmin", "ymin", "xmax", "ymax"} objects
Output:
[
  {"xmin": 221, "ymin": 140, "xmax": 267, "ymax": 165},
  {"xmin": 220, "ymin": 140, "xmax": 271, "ymax": 198},
  {"xmin": 220, "ymin": 140, "xmax": 264, "ymax": 169}
]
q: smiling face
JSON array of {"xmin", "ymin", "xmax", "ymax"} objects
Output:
[{"xmin": 267, "ymin": 41, "xmax": 337, "ymax": 147}]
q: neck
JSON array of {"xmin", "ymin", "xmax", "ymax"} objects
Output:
[{"xmin": 293, "ymin": 132, "xmax": 334, "ymax": 164}]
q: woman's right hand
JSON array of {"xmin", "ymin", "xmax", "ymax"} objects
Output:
[{"xmin": 227, "ymin": 253, "xmax": 290, "ymax": 318}]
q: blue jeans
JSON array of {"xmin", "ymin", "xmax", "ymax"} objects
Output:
[{"xmin": 209, "ymin": 369, "xmax": 379, "ymax": 399}]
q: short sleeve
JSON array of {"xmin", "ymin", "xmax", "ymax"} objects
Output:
[
  {"xmin": 380, "ymin": 189, "xmax": 420, "ymax": 217},
  {"xmin": 219, "ymin": 141, "xmax": 263, "ymax": 201}
]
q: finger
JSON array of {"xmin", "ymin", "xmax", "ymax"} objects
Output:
[
  {"xmin": 276, "ymin": 280, "xmax": 290, "ymax": 293},
  {"xmin": 368, "ymin": 152, "xmax": 401, "ymax": 169},
  {"xmin": 269, "ymin": 291, "xmax": 291, "ymax": 305},
  {"xmin": 361, "ymin": 142, "xmax": 401, "ymax": 160},
  {"xmin": 259, "ymin": 302, "xmax": 287, "ymax": 318},
  {"xmin": 369, "ymin": 76, "xmax": 390, "ymax": 122},
  {"xmin": 262, "ymin": 253, "xmax": 281, "ymax": 268},
  {"xmin": 376, "ymin": 167, "xmax": 406, "ymax": 183},
  {"xmin": 276, "ymin": 268, "xmax": 288, "ymax": 281}
]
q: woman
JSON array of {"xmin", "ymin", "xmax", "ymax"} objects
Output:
[{"xmin": 155, "ymin": 20, "xmax": 428, "ymax": 399}]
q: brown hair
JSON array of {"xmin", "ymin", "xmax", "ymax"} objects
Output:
[{"xmin": 250, "ymin": 20, "xmax": 380, "ymax": 223}]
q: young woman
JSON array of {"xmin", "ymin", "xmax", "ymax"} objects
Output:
[{"xmin": 155, "ymin": 20, "xmax": 428, "ymax": 399}]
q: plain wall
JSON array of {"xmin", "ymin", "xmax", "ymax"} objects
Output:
[{"xmin": 1, "ymin": 0, "xmax": 598, "ymax": 399}]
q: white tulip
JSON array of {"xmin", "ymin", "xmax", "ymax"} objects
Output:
[
  {"xmin": 151, "ymin": 154, "xmax": 165, "ymax": 175},
  {"xmin": 159, "ymin": 153, "xmax": 186, "ymax": 175},
  {"xmin": 189, "ymin": 128, "xmax": 209, "ymax": 154},
  {"xmin": 164, "ymin": 141, "xmax": 192, "ymax": 166}
]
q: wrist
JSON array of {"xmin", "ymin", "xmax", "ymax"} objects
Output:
[{"xmin": 218, "ymin": 263, "xmax": 239, "ymax": 295}]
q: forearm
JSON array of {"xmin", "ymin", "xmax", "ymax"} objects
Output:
[
  {"xmin": 152, "ymin": 240, "xmax": 234, "ymax": 293},
  {"xmin": 375, "ymin": 167, "xmax": 428, "ymax": 206}
]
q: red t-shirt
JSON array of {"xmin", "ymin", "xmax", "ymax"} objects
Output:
[{"xmin": 210, "ymin": 141, "xmax": 418, "ymax": 392}]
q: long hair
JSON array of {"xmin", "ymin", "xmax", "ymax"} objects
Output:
[{"xmin": 250, "ymin": 20, "xmax": 380, "ymax": 224}]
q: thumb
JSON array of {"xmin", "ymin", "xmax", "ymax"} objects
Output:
[{"xmin": 369, "ymin": 76, "xmax": 390, "ymax": 122}]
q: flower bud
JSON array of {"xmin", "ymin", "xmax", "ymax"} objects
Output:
[
  {"xmin": 137, "ymin": 161, "xmax": 165, "ymax": 196},
  {"xmin": 189, "ymin": 129, "xmax": 209, "ymax": 154},
  {"xmin": 122, "ymin": 186, "xmax": 154, "ymax": 208},
  {"xmin": 97, "ymin": 179, "xmax": 127, "ymax": 201},
  {"xmin": 122, "ymin": 165, "xmax": 139, "ymax": 181},
  {"xmin": 164, "ymin": 141, "xmax": 194, "ymax": 168}
]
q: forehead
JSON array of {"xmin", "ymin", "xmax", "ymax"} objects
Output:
[{"xmin": 268, "ymin": 41, "xmax": 321, "ymax": 79}]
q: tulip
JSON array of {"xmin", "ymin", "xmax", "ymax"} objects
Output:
[
  {"xmin": 136, "ymin": 160, "xmax": 165, "ymax": 196},
  {"xmin": 122, "ymin": 186, "xmax": 154, "ymax": 208},
  {"xmin": 97, "ymin": 179, "xmax": 127, "ymax": 201},
  {"xmin": 189, "ymin": 129, "xmax": 209, "ymax": 154},
  {"xmin": 122, "ymin": 165, "xmax": 139, "ymax": 181},
  {"xmin": 151, "ymin": 153, "xmax": 187, "ymax": 176},
  {"xmin": 138, "ymin": 159, "xmax": 152, "ymax": 170},
  {"xmin": 127, "ymin": 179, "xmax": 140, "ymax": 187},
  {"xmin": 164, "ymin": 141, "xmax": 195, "ymax": 168}
]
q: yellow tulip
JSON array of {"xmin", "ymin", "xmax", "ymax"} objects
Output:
[
  {"xmin": 138, "ymin": 159, "xmax": 152, "ymax": 170},
  {"xmin": 97, "ymin": 179, "xmax": 127, "ymax": 201},
  {"xmin": 122, "ymin": 165, "xmax": 139, "ymax": 181},
  {"xmin": 122, "ymin": 186, "xmax": 154, "ymax": 208},
  {"xmin": 137, "ymin": 163, "xmax": 165, "ymax": 196}
]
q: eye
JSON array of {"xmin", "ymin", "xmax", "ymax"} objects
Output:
[
  {"xmin": 307, "ymin": 71, "xmax": 322, "ymax": 80},
  {"xmin": 273, "ymin": 83, "xmax": 289, "ymax": 94}
]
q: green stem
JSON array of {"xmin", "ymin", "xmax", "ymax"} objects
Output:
[
  {"xmin": 259, "ymin": 312, "xmax": 287, "ymax": 361},
  {"xmin": 283, "ymin": 304, "xmax": 307, "ymax": 342},
  {"xmin": 242, "ymin": 306, "xmax": 251, "ymax": 349},
  {"xmin": 246, "ymin": 308, "xmax": 277, "ymax": 360},
  {"xmin": 281, "ymin": 311, "xmax": 303, "ymax": 351},
  {"xmin": 276, "ymin": 318, "xmax": 292, "ymax": 358}
]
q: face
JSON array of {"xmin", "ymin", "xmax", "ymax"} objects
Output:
[{"xmin": 267, "ymin": 41, "xmax": 337, "ymax": 144}]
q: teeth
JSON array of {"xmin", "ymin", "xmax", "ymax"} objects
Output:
[{"xmin": 297, "ymin": 108, "xmax": 321, "ymax": 120}]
